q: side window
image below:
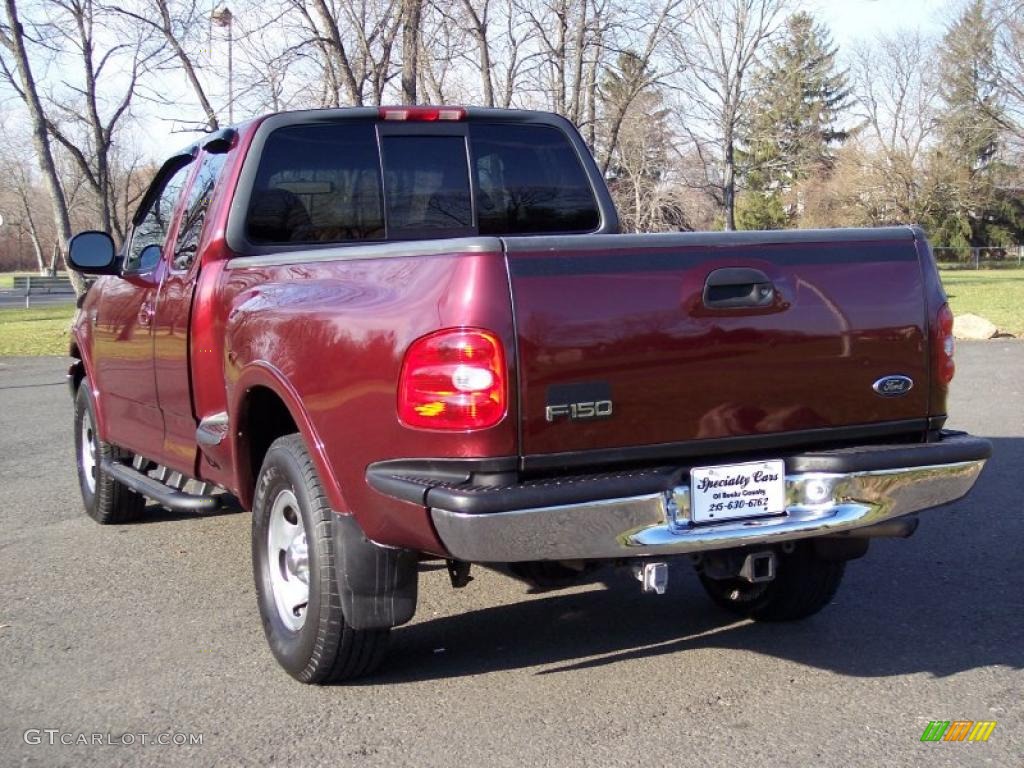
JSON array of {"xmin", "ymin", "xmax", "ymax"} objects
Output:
[
  {"xmin": 173, "ymin": 152, "xmax": 227, "ymax": 271},
  {"xmin": 125, "ymin": 160, "xmax": 192, "ymax": 272}
]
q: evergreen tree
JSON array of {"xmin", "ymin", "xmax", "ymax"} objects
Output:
[
  {"xmin": 927, "ymin": 0, "xmax": 1017, "ymax": 247},
  {"xmin": 601, "ymin": 52, "xmax": 683, "ymax": 231},
  {"xmin": 601, "ymin": 52, "xmax": 668, "ymax": 189},
  {"xmin": 738, "ymin": 11, "xmax": 850, "ymax": 229},
  {"xmin": 936, "ymin": 0, "xmax": 1002, "ymax": 171}
]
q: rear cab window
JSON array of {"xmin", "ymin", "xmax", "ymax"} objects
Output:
[
  {"xmin": 381, "ymin": 134, "xmax": 474, "ymax": 238},
  {"xmin": 471, "ymin": 123, "xmax": 600, "ymax": 235},
  {"xmin": 241, "ymin": 117, "xmax": 601, "ymax": 246}
]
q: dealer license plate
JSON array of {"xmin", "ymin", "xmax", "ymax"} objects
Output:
[{"xmin": 690, "ymin": 460, "xmax": 786, "ymax": 524}]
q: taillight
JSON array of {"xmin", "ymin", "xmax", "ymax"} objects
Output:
[
  {"xmin": 933, "ymin": 303, "xmax": 955, "ymax": 387},
  {"xmin": 378, "ymin": 106, "xmax": 466, "ymax": 122},
  {"xmin": 398, "ymin": 328, "xmax": 506, "ymax": 430}
]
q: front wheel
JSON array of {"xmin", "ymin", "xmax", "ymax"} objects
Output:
[
  {"xmin": 252, "ymin": 434, "xmax": 388, "ymax": 683},
  {"xmin": 698, "ymin": 543, "xmax": 845, "ymax": 621},
  {"xmin": 73, "ymin": 378, "xmax": 145, "ymax": 524}
]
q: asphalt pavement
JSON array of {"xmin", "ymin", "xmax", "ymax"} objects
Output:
[{"xmin": 0, "ymin": 344, "xmax": 1021, "ymax": 767}]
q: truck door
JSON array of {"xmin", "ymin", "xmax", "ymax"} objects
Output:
[
  {"xmin": 92, "ymin": 155, "xmax": 193, "ymax": 457},
  {"xmin": 152, "ymin": 148, "xmax": 229, "ymax": 474}
]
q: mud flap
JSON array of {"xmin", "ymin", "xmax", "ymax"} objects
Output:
[{"xmin": 333, "ymin": 513, "xmax": 419, "ymax": 630}]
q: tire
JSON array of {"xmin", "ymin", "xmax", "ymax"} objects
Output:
[
  {"xmin": 698, "ymin": 543, "xmax": 845, "ymax": 621},
  {"xmin": 74, "ymin": 378, "xmax": 146, "ymax": 524},
  {"xmin": 252, "ymin": 434, "xmax": 388, "ymax": 683}
]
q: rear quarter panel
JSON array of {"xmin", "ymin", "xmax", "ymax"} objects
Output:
[{"xmin": 218, "ymin": 246, "xmax": 516, "ymax": 553}]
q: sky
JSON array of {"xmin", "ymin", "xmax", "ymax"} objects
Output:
[{"xmin": 808, "ymin": 0, "xmax": 952, "ymax": 47}]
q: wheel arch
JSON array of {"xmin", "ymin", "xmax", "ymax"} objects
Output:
[
  {"xmin": 68, "ymin": 339, "xmax": 109, "ymax": 442},
  {"xmin": 231, "ymin": 362, "xmax": 348, "ymax": 513},
  {"xmin": 68, "ymin": 343, "xmax": 85, "ymax": 392}
]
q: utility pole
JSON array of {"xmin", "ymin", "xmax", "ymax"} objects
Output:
[{"xmin": 212, "ymin": 5, "xmax": 234, "ymax": 124}]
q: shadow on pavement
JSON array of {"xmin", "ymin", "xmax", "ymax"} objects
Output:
[{"xmin": 125, "ymin": 495, "xmax": 245, "ymax": 524}]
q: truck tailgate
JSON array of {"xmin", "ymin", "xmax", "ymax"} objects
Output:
[{"xmin": 506, "ymin": 230, "xmax": 930, "ymax": 461}]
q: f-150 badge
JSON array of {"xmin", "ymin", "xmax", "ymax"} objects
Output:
[
  {"xmin": 546, "ymin": 381, "xmax": 614, "ymax": 422},
  {"xmin": 546, "ymin": 400, "xmax": 614, "ymax": 422}
]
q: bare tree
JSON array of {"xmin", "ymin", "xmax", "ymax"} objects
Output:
[
  {"xmin": 520, "ymin": 0, "xmax": 596, "ymax": 120},
  {"xmin": 850, "ymin": 32, "xmax": 939, "ymax": 166},
  {"xmin": 291, "ymin": 0, "xmax": 402, "ymax": 106},
  {"xmin": 416, "ymin": 0, "xmax": 469, "ymax": 103},
  {"xmin": 668, "ymin": 0, "xmax": 787, "ymax": 230},
  {"xmin": 0, "ymin": 0, "xmax": 85, "ymax": 292},
  {"xmin": 40, "ymin": 0, "xmax": 151, "ymax": 242},
  {"xmin": 455, "ymin": 0, "xmax": 495, "ymax": 105},
  {"xmin": 0, "ymin": 134, "xmax": 54, "ymax": 273},
  {"xmin": 235, "ymin": 9, "xmax": 305, "ymax": 113},
  {"xmin": 115, "ymin": 0, "xmax": 219, "ymax": 130},
  {"xmin": 846, "ymin": 32, "xmax": 941, "ymax": 224},
  {"xmin": 107, "ymin": 144, "xmax": 153, "ymax": 237},
  {"xmin": 593, "ymin": 0, "xmax": 684, "ymax": 173},
  {"xmin": 431, "ymin": 0, "xmax": 533, "ymax": 108},
  {"xmin": 992, "ymin": 0, "xmax": 1024, "ymax": 147}
]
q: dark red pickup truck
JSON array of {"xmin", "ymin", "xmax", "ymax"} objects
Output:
[{"xmin": 67, "ymin": 106, "xmax": 990, "ymax": 683}]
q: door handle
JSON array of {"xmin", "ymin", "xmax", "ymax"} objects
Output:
[
  {"xmin": 138, "ymin": 303, "xmax": 155, "ymax": 327},
  {"xmin": 703, "ymin": 267, "xmax": 775, "ymax": 309}
]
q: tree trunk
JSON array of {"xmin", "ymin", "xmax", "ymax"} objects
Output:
[
  {"xmin": 401, "ymin": 0, "xmax": 422, "ymax": 104},
  {"xmin": 167, "ymin": 31, "xmax": 218, "ymax": 129},
  {"xmin": 2, "ymin": 0, "xmax": 85, "ymax": 294},
  {"xmin": 583, "ymin": 40, "xmax": 600, "ymax": 149},
  {"xmin": 74, "ymin": 1, "xmax": 113, "ymax": 235},
  {"xmin": 567, "ymin": 0, "xmax": 587, "ymax": 124},
  {"xmin": 723, "ymin": 124, "xmax": 736, "ymax": 231},
  {"xmin": 24, "ymin": 208, "xmax": 46, "ymax": 274},
  {"xmin": 460, "ymin": 0, "xmax": 494, "ymax": 107},
  {"xmin": 310, "ymin": 0, "xmax": 363, "ymax": 106}
]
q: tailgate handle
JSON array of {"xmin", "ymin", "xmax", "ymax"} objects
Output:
[{"xmin": 703, "ymin": 268, "xmax": 775, "ymax": 309}]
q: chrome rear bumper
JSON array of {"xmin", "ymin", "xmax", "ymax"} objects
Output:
[{"xmin": 430, "ymin": 459, "xmax": 987, "ymax": 563}]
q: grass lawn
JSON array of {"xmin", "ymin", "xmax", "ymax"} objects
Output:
[
  {"xmin": 939, "ymin": 269, "xmax": 1024, "ymax": 337},
  {"xmin": 0, "ymin": 303, "xmax": 76, "ymax": 356}
]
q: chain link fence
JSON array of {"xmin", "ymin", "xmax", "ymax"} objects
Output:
[{"xmin": 933, "ymin": 246, "xmax": 1024, "ymax": 270}]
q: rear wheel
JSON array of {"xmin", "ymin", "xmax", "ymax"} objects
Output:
[
  {"xmin": 252, "ymin": 434, "xmax": 388, "ymax": 683},
  {"xmin": 73, "ymin": 379, "xmax": 145, "ymax": 524},
  {"xmin": 698, "ymin": 543, "xmax": 845, "ymax": 621}
]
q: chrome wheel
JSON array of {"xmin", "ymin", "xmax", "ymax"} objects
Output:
[
  {"xmin": 267, "ymin": 488, "xmax": 309, "ymax": 631},
  {"xmin": 80, "ymin": 414, "xmax": 97, "ymax": 494}
]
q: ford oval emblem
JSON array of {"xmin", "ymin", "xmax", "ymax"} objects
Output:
[{"xmin": 873, "ymin": 375, "xmax": 914, "ymax": 397}]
